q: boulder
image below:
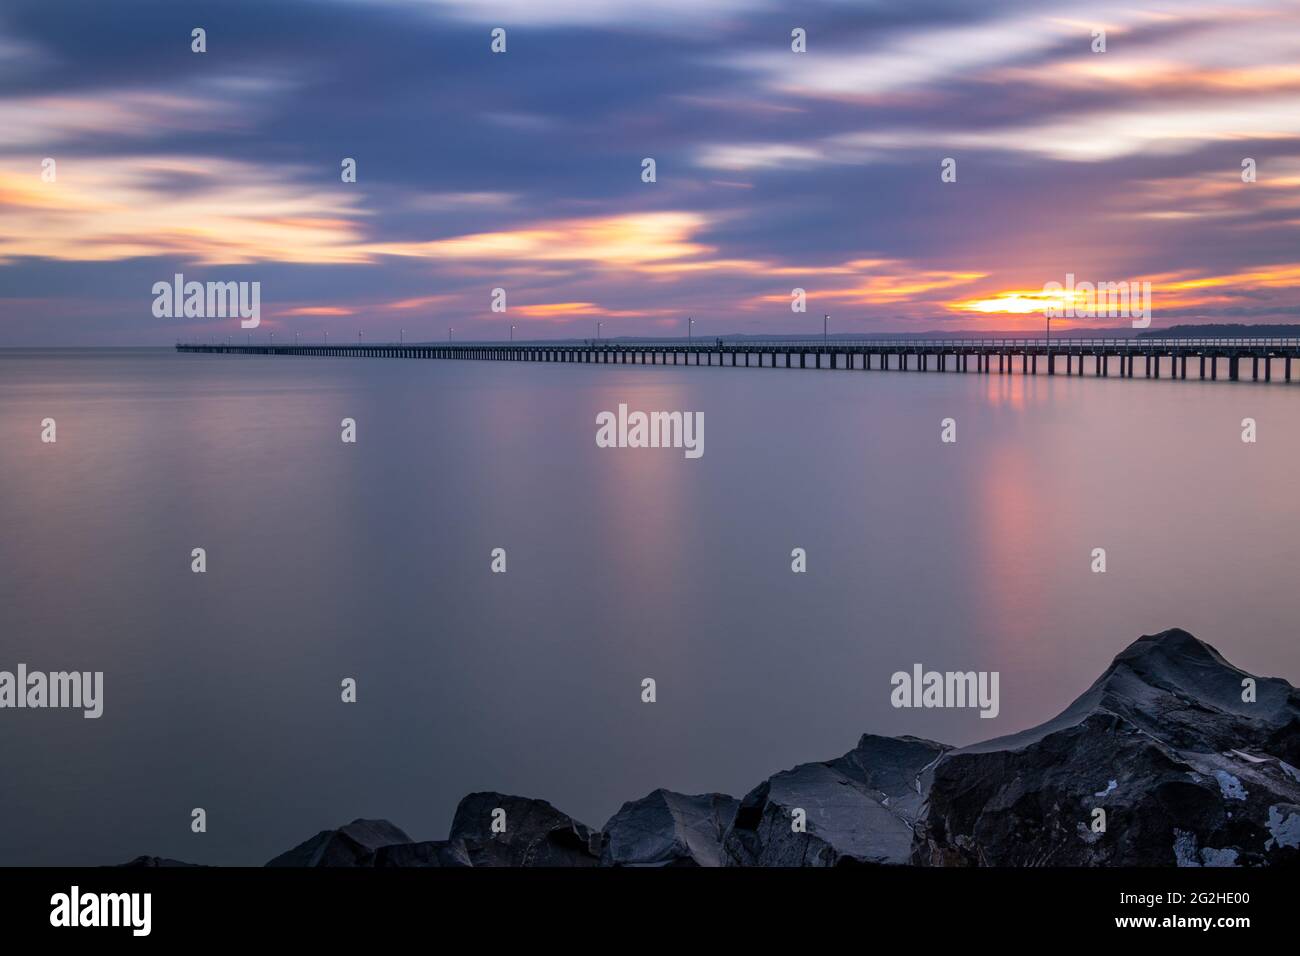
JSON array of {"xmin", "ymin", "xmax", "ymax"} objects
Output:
[
  {"xmin": 601, "ymin": 790, "xmax": 739, "ymax": 866},
  {"xmin": 914, "ymin": 628, "xmax": 1300, "ymax": 866},
  {"xmin": 265, "ymin": 818, "xmax": 412, "ymax": 867},
  {"xmin": 116, "ymin": 856, "xmax": 203, "ymax": 867},
  {"xmin": 450, "ymin": 792, "xmax": 600, "ymax": 866},
  {"xmin": 371, "ymin": 839, "xmax": 472, "ymax": 868},
  {"xmin": 722, "ymin": 734, "xmax": 949, "ymax": 866}
]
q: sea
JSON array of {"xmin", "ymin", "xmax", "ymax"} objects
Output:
[{"xmin": 1, "ymin": 347, "xmax": 1297, "ymax": 864}]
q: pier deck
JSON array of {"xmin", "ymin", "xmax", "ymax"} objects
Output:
[{"xmin": 176, "ymin": 337, "xmax": 1300, "ymax": 383}]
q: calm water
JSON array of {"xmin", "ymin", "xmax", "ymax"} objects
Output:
[{"xmin": 1, "ymin": 347, "xmax": 1298, "ymax": 865}]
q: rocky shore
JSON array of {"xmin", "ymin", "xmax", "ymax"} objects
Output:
[{"xmin": 126, "ymin": 629, "xmax": 1300, "ymax": 867}]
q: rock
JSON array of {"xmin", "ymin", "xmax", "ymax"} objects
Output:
[
  {"xmin": 265, "ymin": 818, "xmax": 412, "ymax": 867},
  {"xmin": 115, "ymin": 856, "xmax": 203, "ymax": 867},
  {"xmin": 914, "ymin": 628, "xmax": 1300, "ymax": 866},
  {"xmin": 371, "ymin": 840, "xmax": 472, "ymax": 868},
  {"xmin": 600, "ymin": 790, "xmax": 739, "ymax": 867},
  {"xmin": 147, "ymin": 629, "xmax": 1300, "ymax": 869},
  {"xmin": 722, "ymin": 734, "xmax": 950, "ymax": 866},
  {"xmin": 450, "ymin": 792, "xmax": 600, "ymax": 867}
]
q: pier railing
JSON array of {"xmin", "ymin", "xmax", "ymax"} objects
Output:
[
  {"xmin": 179, "ymin": 336, "xmax": 1300, "ymax": 348},
  {"xmin": 177, "ymin": 336, "xmax": 1300, "ymax": 383}
]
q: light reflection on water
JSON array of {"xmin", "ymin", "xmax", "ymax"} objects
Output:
[{"xmin": 0, "ymin": 348, "xmax": 1297, "ymax": 864}]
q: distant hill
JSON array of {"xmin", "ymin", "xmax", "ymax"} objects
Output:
[{"xmin": 1138, "ymin": 323, "xmax": 1300, "ymax": 338}]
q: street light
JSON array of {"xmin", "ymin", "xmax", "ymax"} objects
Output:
[
  {"xmin": 449, "ymin": 326, "xmax": 454, "ymax": 341},
  {"xmin": 511, "ymin": 324, "xmax": 516, "ymax": 342},
  {"xmin": 400, "ymin": 328, "xmax": 404, "ymax": 345},
  {"xmin": 688, "ymin": 316, "xmax": 694, "ymax": 343},
  {"xmin": 597, "ymin": 321, "xmax": 602, "ymax": 340},
  {"xmin": 823, "ymin": 314, "xmax": 829, "ymax": 346}
]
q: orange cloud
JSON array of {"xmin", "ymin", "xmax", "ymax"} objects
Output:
[
  {"xmin": 951, "ymin": 289, "xmax": 1079, "ymax": 315},
  {"xmin": 0, "ymin": 156, "xmax": 369, "ymax": 265},
  {"xmin": 949, "ymin": 262, "xmax": 1300, "ymax": 317},
  {"xmin": 366, "ymin": 212, "xmax": 712, "ymax": 268},
  {"xmin": 379, "ymin": 294, "xmax": 459, "ymax": 311},
  {"xmin": 753, "ymin": 262, "xmax": 987, "ymax": 308},
  {"xmin": 513, "ymin": 302, "xmax": 604, "ymax": 317},
  {"xmin": 512, "ymin": 302, "xmax": 679, "ymax": 320},
  {"xmin": 277, "ymin": 306, "xmax": 354, "ymax": 317}
]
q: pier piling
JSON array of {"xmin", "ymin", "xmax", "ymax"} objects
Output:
[{"xmin": 176, "ymin": 337, "xmax": 1299, "ymax": 386}]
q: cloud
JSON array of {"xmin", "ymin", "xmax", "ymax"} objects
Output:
[
  {"xmin": 404, "ymin": 191, "xmax": 520, "ymax": 211},
  {"xmin": 365, "ymin": 212, "xmax": 715, "ymax": 268},
  {"xmin": 728, "ymin": 1, "xmax": 1298, "ymax": 100},
  {"xmin": 695, "ymin": 143, "xmax": 827, "ymax": 172},
  {"xmin": 0, "ymin": 31, "xmax": 47, "ymax": 76},
  {"xmin": 0, "ymin": 89, "xmax": 243, "ymax": 149},
  {"xmin": 380, "ymin": 0, "xmax": 772, "ymax": 27},
  {"xmin": 702, "ymin": 0, "xmax": 1300, "ymax": 166},
  {"xmin": 762, "ymin": 265, "xmax": 988, "ymax": 306},
  {"xmin": 728, "ymin": 14, "xmax": 1075, "ymax": 99},
  {"xmin": 277, "ymin": 305, "xmax": 355, "ymax": 316},
  {"xmin": 4, "ymin": 0, "xmax": 1300, "ymax": 341},
  {"xmin": 870, "ymin": 102, "xmax": 1297, "ymax": 164},
  {"xmin": 0, "ymin": 155, "xmax": 370, "ymax": 264},
  {"xmin": 950, "ymin": 263, "xmax": 1300, "ymax": 318}
]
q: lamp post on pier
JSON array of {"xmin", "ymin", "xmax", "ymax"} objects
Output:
[{"xmin": 1046, "ymin": 309, "xmax": 1053, "ymax": 374}]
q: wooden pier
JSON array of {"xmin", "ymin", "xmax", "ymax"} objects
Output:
[{"xmin": 176, "ymin": 337, "xmax": 1300, "ymax": 383}]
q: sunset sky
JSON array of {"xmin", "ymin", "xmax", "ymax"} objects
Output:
[{"xmin": 2, "ymin": 0, "xmax": 1299, "ymax": 344}]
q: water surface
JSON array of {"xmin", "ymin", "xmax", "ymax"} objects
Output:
[{"xmin": 1, "ymin": 348, "xmax": 1297, "ymax": 864}]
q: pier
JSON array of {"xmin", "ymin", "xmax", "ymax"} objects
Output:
[{"xmin": 176, "ymin": 337, "xmax": 1300, "ymax": 383}]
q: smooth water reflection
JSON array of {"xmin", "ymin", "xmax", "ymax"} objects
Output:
[{"xmin": 1, "ymin": 348, "xmax": 1297, "ymax": 864}]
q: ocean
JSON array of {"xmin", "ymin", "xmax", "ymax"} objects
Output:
[{"xmin": 1, "ymin": 347, "xmax": 1297, "ymax": 864}]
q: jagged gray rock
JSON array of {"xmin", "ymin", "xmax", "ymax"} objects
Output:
[
  {"xmin": 722, "ymin": 734, "xmax": 950, "ymax": 866},
  {"xmin": 914, "ymin": 628, "xmax": 1300, "ymax": 866},
  {"xmin": 264, "ymin": 818, "xmax": 412, "ymax": 867},
  {"xmin": 371, "ymin": 840, "xmax": 472, "ymax": 868},
  {"xmin": 601, "ymin": 790, "xmax": 739, "ymax": 866},
  {"xmin": 116, "ymin": 856, "xmax": 203, "ymax": 867},
  {"xmin": 450, "ymin": 792, "xmax": 601, "ymax": 866},
  {"xmin": 247, "ymin": 629, "xmax": 1300, "ymax": 869}
]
